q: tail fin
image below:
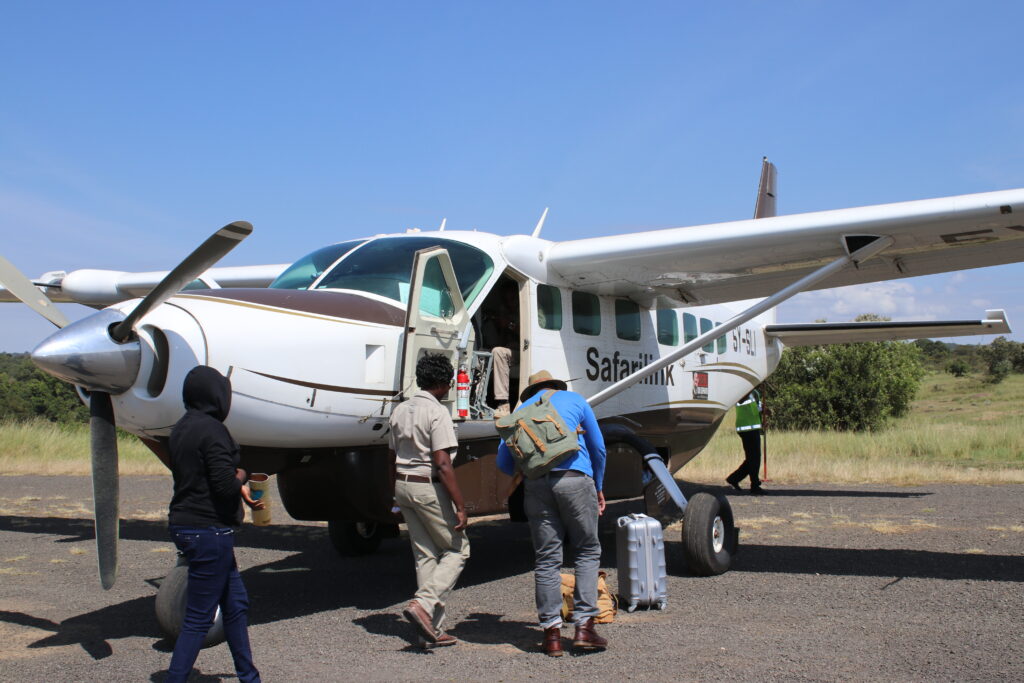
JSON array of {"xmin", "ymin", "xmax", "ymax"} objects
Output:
[{"xmin": 753, "ymin": 157, "xmax": 777, "ymax": 219}]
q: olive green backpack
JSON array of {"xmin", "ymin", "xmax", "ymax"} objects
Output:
[{"xmin": 495, "ymin": 390, "xmax": 581, "ymax": 479}]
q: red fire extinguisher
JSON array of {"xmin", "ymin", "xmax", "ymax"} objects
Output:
[{"xmin": 456, "ymin": 366, "xmax": 470, "ymax": 418}]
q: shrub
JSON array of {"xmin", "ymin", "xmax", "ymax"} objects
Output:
[
  {"xmin": 946, "ymin": 360, "xmax": 969, "ymax": 378},
  {"xmin": 766, "ymin": 336, "xmax": 924, "ymax": 432}
]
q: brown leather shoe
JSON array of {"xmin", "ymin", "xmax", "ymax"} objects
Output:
[
  {"xmin": 419, "ymin": 632, "xmax": 458, "ymax": 649},
  {"xmin": 572, "ymin": 617, "xmax": 608, "ymax": 650},
  {"xmin": 402, "ymin": 601, "xmax": 438, "ymax": 643},
  {"xmin": 542, "ymin": 626, "xmax": 563, "ymax": 657}
]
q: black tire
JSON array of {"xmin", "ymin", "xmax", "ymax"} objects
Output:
[
  {"xmin": 328, "ymin": 520, "xmax": 384, "ymax": 556},
  {"xmin": 155, "ymin": 559, "xmax": 225, "ymax": 647},
  {"xmin": 682, "ymin": 492, "xmax": 737, "ymax": 576}
]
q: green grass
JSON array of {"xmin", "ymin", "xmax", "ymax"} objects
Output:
[{"xmin": 1, "ymin": 372, "xmax": 1022, "ymax": 483}]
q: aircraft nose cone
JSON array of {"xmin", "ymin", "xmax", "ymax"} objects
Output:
[{"xmin": 31, "ymin": 308, "xmax": 141, "ymax": 393}]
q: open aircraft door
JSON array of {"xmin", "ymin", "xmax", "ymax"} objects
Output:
[{"xmin": 399, "ymin": 247, "xmax": 475, "ymax": 415}]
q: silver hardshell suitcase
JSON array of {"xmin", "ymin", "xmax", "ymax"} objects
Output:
[{"xmin": 615, "ymin": 513, "xmax": 668, "ymax": 612}]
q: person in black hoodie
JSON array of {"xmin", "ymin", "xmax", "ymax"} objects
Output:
[{"xmin": 166, "ymin": 365, "xmax": 262, "ymax": 683}]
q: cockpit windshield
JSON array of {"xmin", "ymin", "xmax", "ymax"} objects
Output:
[
  {"xmin": 269, "ymin": 240, "xmax": 367, "ymax": 290},
  {"xmin": 313, "ymin": 236, "xmax": 494, "ymax": 307}
]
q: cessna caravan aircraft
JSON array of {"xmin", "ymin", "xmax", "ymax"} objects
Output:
[{"xmin": 1, "ymin": 161, "xmax": 1021, "ymax": 630}]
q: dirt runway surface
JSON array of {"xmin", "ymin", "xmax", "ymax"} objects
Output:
[{"xmin": 0, "ymin": 475, "xmax": 1021, "ymax": 682}]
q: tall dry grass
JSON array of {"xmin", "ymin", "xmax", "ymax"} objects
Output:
[
  {"xmin": 0, "ymin": 373, "xmax": 1021, "ymax": 484},
  {"xmin": 684, "ymin": 371, "xmax": 1024, "ymax": 485},
  {"xmin": 0, "ymin": 420, "xmax": 167, "ymax": 475}
]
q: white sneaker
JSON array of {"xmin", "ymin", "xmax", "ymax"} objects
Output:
[{"xmin": 493, "ymin": 402, "xmax": 510, "ymax": 419}]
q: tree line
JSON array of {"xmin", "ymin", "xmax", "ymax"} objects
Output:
[{"xmin": 0, "ymin": 353, "xmax": 89, "ymax": 423}]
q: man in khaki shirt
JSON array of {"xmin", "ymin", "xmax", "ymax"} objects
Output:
[{"xmin": 390, "ymin": 353, "xmax": 470, "ymax": 648}]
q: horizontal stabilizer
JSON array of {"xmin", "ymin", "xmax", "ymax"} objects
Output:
[{"xmin": 765, "ymin": 309, "xmax": 1010, "ymax": 346}]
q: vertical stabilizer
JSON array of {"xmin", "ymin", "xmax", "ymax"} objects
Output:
[{"xmin": 753, "ymin": 157, "xmax": 777, "ymax": 219}]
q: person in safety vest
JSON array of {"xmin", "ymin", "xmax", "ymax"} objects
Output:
[{"xmin": 726, "ymin": 388, "xmax": 765, "ymax": 495}]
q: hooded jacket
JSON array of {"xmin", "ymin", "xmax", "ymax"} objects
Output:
[{"xmin": 168, "ymin": 366, "xmax": 245, "ymax": 527}]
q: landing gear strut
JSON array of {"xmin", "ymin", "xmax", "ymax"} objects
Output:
[{"xmin": 643, "ymin": 454, "xmax": 738, "ymax": 575}]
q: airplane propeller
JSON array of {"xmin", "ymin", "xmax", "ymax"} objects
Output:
[
  {"xmin": 109, "ymin": 221, "xmax": 253, "ymax": 342},
  {"xmin": 0, "ymin": 254, "xmax": 70, "ymax": 328},
  {"xmin": 2, "ymin": 221, "xmax": 253, "ymax": 589}
]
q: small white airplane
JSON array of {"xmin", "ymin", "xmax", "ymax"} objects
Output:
[{"xmin": 1, "ymin": 160, "xmax": 1020, "ymax": 633}]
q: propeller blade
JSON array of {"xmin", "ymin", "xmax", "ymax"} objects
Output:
[
  {"xmin": 0, "ymin": 255, "xmax": 69, "ymax": 328},
  {"xmin": 110, "ymin": 221, "xmax": 252, "ymax": 342},
  {"xmin": 90, "ymin": 391, "xmax": 119, "ymax": 590}
]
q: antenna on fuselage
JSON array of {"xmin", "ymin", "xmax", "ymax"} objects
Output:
[
  {"xmin": 531, "ymin": 207, "xmax": 550, "ymax": 238},
  {"xmin": 439, "ymin": 218, "xmax": 447, "ymax": 231}
]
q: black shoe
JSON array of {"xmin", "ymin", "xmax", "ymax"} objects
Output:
[
  {"xmin": 749, "ymin": 485, "xmax": 766, "ymax": 495},
  {"xmin": 725, "ymin": 476, "xmax": 742, "ymax": 492}
]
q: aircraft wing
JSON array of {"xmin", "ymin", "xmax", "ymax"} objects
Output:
[
  {"xmin": 764, "ymin": 309, "xmax": 1010, "ymax": 346},
  {"xmin": 544, "ymin": 188, "xmax": 1024, "ymax": 305},
  {"xmin": 0, "ymin": 263, "xmax": 289, "ymax": 306}
]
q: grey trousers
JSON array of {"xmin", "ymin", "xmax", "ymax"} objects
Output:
[
  {"xmin": 395, "ymin": 480, "xmax": 471, "ymax": 632},
  {"xmin": 524, "ymin": 472, "xmax": 601, "ymax": 629}
]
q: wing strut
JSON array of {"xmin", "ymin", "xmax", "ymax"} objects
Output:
[{"xmin": 587, "ymin": 235, "xmax": 894, "ymax": 408}]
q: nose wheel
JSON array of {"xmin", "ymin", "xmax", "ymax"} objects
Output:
[
  {"xmin": 328, "ymin": 520, "xmax": 389, "ymax": 556},
  {"xmin": 155, "ymin": 554, "xmax": 226, "ymax": 646}
]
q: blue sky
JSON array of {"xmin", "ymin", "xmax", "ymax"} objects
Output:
[{"xmin": 2, "ymin": 1, "xmax": 1023, "ymax": 351}]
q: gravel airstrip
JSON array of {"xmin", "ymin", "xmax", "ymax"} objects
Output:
[{"xmin": 0, "ymin": 475, "xmax": 1021, "ymax": 682}]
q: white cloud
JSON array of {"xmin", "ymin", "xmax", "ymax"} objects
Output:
[{"xmin": 791, "ymin": 281, "xmax": 947, "ymax": 322}]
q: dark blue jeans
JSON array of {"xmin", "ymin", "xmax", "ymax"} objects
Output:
[{"xmin": 167, "ymin": 525, "xmax": 260, "ymax": 683}]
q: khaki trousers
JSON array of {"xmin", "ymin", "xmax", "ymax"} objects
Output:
[
  {"xmin": 395, "ymin": 480, "xmax": 471, "ymax": 632},
  {"xmin": 492, "ymin": 346, "xmax": 512, "ymax": 403}
]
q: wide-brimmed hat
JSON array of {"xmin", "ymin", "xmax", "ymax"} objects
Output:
[{"xmin": 519, "ymin": 370, "xmax": 568, "ymax": 402}]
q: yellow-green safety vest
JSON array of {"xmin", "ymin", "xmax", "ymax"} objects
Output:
[{"xmin": 735, "ymin": 390, "xmax": 762, "ymax": 432}]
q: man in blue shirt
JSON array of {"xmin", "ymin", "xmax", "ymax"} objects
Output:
[{"xmin": 496, "ymin": 370, "xmax": 607, "ymax": 657}]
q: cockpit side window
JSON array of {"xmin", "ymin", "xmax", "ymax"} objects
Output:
[
  {"xmin": 313, "ymin": 236, "xmax": 494, "ymax": 307},
  {"xmin": 270, "ymin": 240, "xmax": 366, "ymax": 290}
]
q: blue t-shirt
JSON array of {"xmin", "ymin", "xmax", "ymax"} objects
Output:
[{"xmin": 496, "ymin": 389, "xmax": 606, "ymax": 490}]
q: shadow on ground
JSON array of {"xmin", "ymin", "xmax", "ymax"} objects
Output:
[{"xmin": 1, "ymin": 478, "xmax": 1015, "ymax": 661}]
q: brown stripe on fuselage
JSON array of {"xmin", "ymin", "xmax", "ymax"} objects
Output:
[
  {"xmin": 178, "ymin": 288, "xmax": 405, "ymax": 327},
  {"xmin": 246, "ymin": 369, "xmax": 396, "ymax": 397}
]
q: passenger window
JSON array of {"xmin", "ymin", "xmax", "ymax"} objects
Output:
[
  {"xmin": 537, "ymin": 285, "xmax": 562, "ymax": 330},
  {"xmin": 683, "ymin": 313, "xmax": 698, "ymax": 343},
  {"xmin": 700, "ymin": 317, "xmax": 714, "ymax": 352},
  {"xmin": 657, "ymin": 309, "xmax": 679, "ymax": 346},
  {"xmin": 715, "ymin": 322, "xmax": 727, "ymax": 353},
  {"xmin": 572, "ymin": 291, "xmax": 601, "ymax": 336},
  {"xmin": 615, "ymin": 299, "xmax": 641, "ymax": 341}
]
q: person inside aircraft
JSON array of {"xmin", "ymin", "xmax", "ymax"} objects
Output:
[{"xmin": 478, "ymin": 278, "xmax": 519, "ymax": 418}]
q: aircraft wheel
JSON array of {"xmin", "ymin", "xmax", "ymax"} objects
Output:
[
  {"xmin": 681, "ymin": 492, "xmax": 737, "ymax": 576},
  {"xmin": 155, "ymin": 557, "xmax": 225, "ymax": 647},
  {"xmin": 328, "ymin": 520, "xmax": 384, "ymax": 556}
]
